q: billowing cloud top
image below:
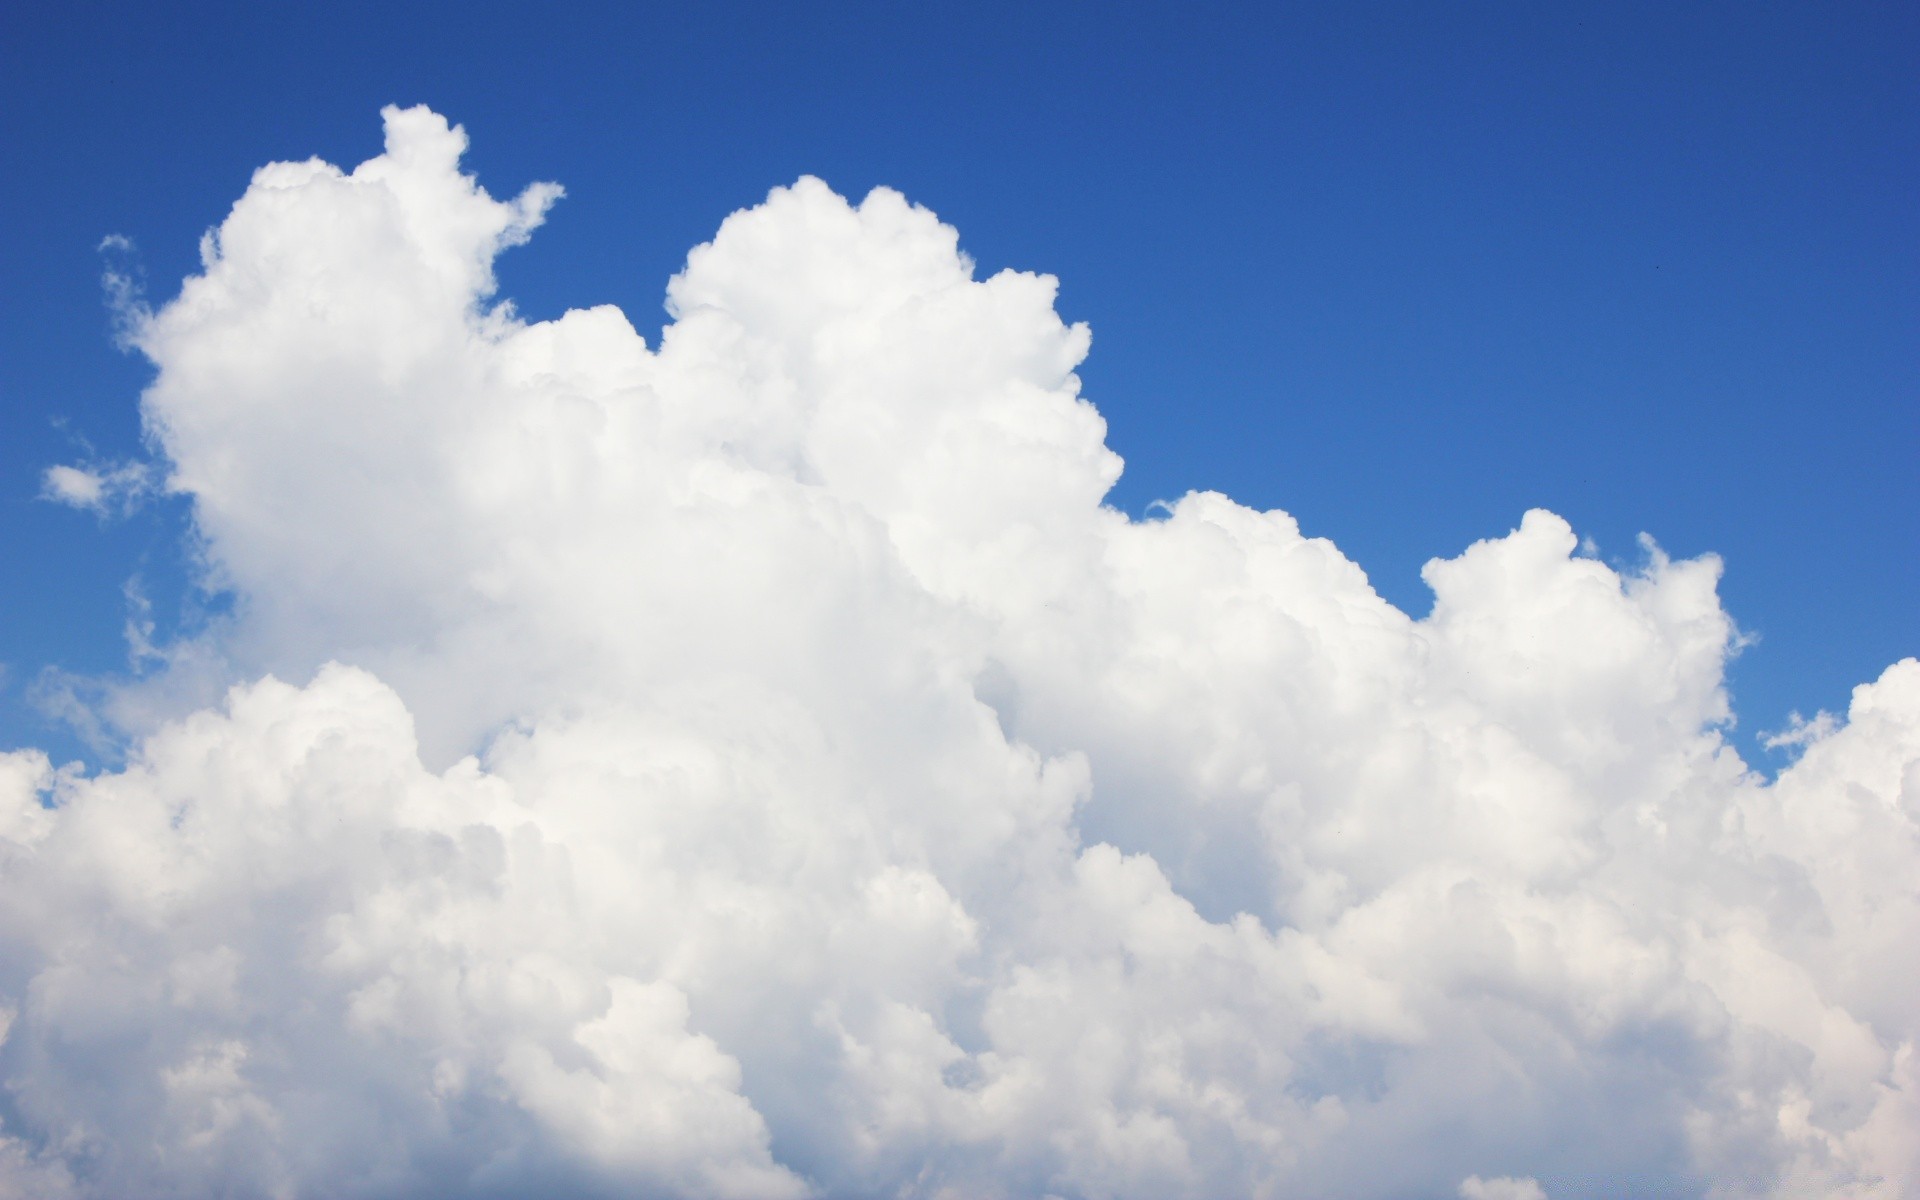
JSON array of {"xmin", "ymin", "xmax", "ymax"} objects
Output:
[{"xmin": 5, "ymin": 106, "xmax": 1916, "ymax": 1200}]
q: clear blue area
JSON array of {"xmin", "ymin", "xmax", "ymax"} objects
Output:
[{"xmin": 2, "ymin": 1, "xmax": 1914, "ymax": 766}]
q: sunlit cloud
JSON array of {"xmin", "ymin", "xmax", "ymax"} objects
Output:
[{"xmin": 1, "ymin": 107, "xmax": 1914, "ymax": 1200}]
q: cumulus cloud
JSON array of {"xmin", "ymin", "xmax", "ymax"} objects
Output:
[{"xmin": 4, "ymin": 105, "xmax": 1916, "ymax": 1199}]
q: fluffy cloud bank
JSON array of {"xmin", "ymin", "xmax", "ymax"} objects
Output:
[{"xmin": 4, "ymin": 106, "xmax": 1915, "ymax": 1199}]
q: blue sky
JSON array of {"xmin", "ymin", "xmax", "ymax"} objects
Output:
[
  {"xmin": 2, "ymin": 0, "xmax": 1914, "ymax": 763},
  {"xmin": 3, "ymin": 8, "xmax": 1920, "ymax": 1196}
]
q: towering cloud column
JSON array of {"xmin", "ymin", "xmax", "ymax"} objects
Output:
[{"xmin": 8, "ymin": 106, "xmax": 1918, "ymax": 1200}]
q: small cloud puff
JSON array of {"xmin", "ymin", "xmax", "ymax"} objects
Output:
[
  {"xmin": 39, "ymin": 460, "xmax": 152, "ymax": 517},
  {"xmin": 1461, "ymin": 1177, "xmax": 1548, "ymax": 1200},
  {"xmin": 40, "ymin": 465, "xmax": 106, "ymax": 509},
  {"xmin": 1763, "ymin": 708, "xmax": 1841, "ymax": 751}
]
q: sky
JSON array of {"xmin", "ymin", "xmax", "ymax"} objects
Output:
[
  {"xmin": 2, "ymin": 0, "xmax": 1914, "ymax": 763},
  {"xmin": 0, "ymin": 4, "xmax": 1915, "ymax": 1198}
]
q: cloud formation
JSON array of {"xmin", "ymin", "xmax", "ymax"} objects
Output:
[
  {"xmin": 39, "ymin": 460, "xmax": 152, "ymax": 516},
  {"xmin": 2, "ymin": 106, "xmax": 1915, "ymax": 1199}
]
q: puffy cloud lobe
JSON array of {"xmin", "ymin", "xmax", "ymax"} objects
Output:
[{"xmin": 2, "ymin": 106, "xmax": 1916, "ymax": 1198}]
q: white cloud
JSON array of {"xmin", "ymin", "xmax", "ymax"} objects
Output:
[
  {"xmin": 39, "ymin": 460, "xmax": 151, "ymax": 516},
  {"xmin": 1461, "ymin": 1177, "xmax": 1547, "ymax": 1200},
  {"xmin": 40, "ymin": 464, "xmax": 106, "ymax": 509},
  {"xmin": 3, "ymin": 106, "xmax": 1916, "ymax": 1199},
  {"xmin": 1762, "ymin": 708, "xmax": 1842, "ymax": 752}
]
